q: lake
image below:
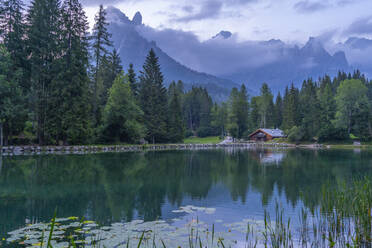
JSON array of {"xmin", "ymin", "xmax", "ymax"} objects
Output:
[{"xmin": 1, "ymin": 148, "xmax": 372, "ymax": 247}]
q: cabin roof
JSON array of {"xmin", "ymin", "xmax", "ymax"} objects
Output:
[{"xmin": 249, "ymin": 128, "xmax": 285, "ymax": 138}]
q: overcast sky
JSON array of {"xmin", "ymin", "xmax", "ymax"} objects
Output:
[{"xmin": 78, "ymin": 0, "xmax": 372, "ymax": 44}]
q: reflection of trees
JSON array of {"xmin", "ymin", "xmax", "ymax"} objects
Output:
[{"xmin": 1, "ymin": 149, "xmax": 372, "ymax": 237}]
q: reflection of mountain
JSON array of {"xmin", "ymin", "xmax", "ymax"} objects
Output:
[
  {"xmin": 1, "ymin": 149, "xmax": 372, "ymax": 238},
  {"xmin": 106, "ymin": 7, "xmax": 241, "ymax": 101}
]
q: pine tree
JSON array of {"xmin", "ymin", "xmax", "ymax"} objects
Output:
[
  {"xmin": 167, "ymin": 86, "xmax": 184, "ymax": 143},
  {"xmin": 97, "ymin": 49, "xmax": 123, "ymax": 107},
  {"xmin": 102, "ymin": 72, "xmax": 145, "ymax": 143},
  {"xmin": 274, "ymin": 93, "xmax": 283, "ymax": 128},
  {"xmin": 299, "ymin": 79, "xmax": 320, "ymax": 140},
  {"xmin": 0, "ymin": 0, "xmax": 28, "ymax": 90},
  {"xmin": 0, "ymin": 44, "xmax": 25, "ymax": 145},
  {"xmin": 139, "ymin": 49, "xmax": 168, "ymax": 143},
  {"xmin": 91, "ymin": 4, "xmax": 112, "ymax": 125},
  {"xmin": 26, "ymin": 0, "xmax": 63, "ymax": 144},
  {"xmin": 46, "ymin": 0, "xmax": 91, "ymax": 145},
  {"xmin": 257, "ymin": 83, "xmax": 274, "ymax": 128},
  {"xmin": 227, "ymin": 85, "xmax": 249, "ymax": 138},
  {"xmin": 282, "ymin": 84, "xmax": 300, "ymax": 131},
  {"xmin": 128, "ymin": 63, "xmax": 137, "ymax": 96}
]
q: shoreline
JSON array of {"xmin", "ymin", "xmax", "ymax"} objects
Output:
[
  {"xmin": 0, "ymin": 142, "xmax": 367, "ymax": 156},
  {"xmin": 0, "ymin": 142, "xmax": 295, "ymax": 156}
]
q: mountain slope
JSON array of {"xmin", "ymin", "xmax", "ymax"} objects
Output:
[
  {"xmin": 106, "ymin": 7, "xmax": 241, "ymax": 101},
  {"xmin": 220, "ymin": 37, "xmax": 349, "ymax": 93}
]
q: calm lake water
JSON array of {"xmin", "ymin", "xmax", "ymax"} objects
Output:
[{"xmin": 1, "ymin": 148, "xmax": 372, "ymax": 246}]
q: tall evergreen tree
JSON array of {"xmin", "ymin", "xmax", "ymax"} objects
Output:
[
  {"xmin": 26, "ymin": 0, "xmax": 62, "ymax": 144},
  {"xmin": 97, "ymin": 49, "xmax": 123, "ymax": 107},
  {"xmin": 0, "ymin": 44, "xmax": 25, "ymax": 145},
  {"xmin": 257, "ymin": 83, "xmax": 274, "ymax": 128},
  {"xmin": 139, "ymin": 49, "xmax": 168, "ymax": 143},
  {"xmin": 228, "ymin": 85, "xmax": 249, "ymax": 138},
  {"xmin": 0, "ymin": 0, "xmax": 28, "ymax": 90},
  {"xmin": 102, "ymin": 72, "xmax": 145, "ymax": 143},
  {"xmin": 46, "ymin": 0, "xmax": 91, "ymax": 145},
  {"xmin": 274, "ymin": 92, "xmax": 283, "ymax": 128},
  {"xmin": 282, "ymin": 84, "xmax": 300, "ymax": 130},
  {"xmin": 300, "ymin": 79, "xmax": 321, "ymax": 140},
  {"xmin": 91, "ymin": 4, "xmax": 112, "ymax": 125},
  {"xmin": 128, "ymin": 63, "xmax": 137, "ymax": 96},
  {"xmin": 167, "ymin": 85, "xmax": 184, "ymax": 143}
]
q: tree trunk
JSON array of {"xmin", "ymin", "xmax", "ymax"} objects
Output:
[
  {"xmin": 0, "ymin": 151, "xmax": 2, "ymax": 176},
  {"xmin": 0, "ymin": 122, "xmax": 3, "ymax": 148}
]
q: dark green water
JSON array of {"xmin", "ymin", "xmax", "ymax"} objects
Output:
[{"xmin": 1, "ymin": 148, "xmax": 372, "ymax": 240}]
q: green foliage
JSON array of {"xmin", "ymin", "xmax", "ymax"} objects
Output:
[
  {"xmin": 139, "ymin": 49, "xmax": 168, "ymax": 143},
  {"xmin": 334, "ymin": 79, "xmax": 370, "ymax": 137},
  {"xmin": 257, "ymin": 83, "xmax": 274, "ymax": 128},
  {"xmin": 0, "ymin": 44, "xmax": 25, "ymax": 145},
  {"xmin": 102, "ymin": 72, "xmax": 145, "ymax": 143},
  {"xmin": 167, "ymin": 82, "xmax": 184, "ymax": 143},
  {"xmin": 183, "ymin": 86, "xmax": 214, "ymax": 136},
  {"xmin": 288, "ymin": 126, "xmax": 304, "ymax": 143},
  {"xmin": 91, "ymin": 4, "xmax": 112, "ymax": 126},
  {"xmin": 26, "ymin": 0, "xmax": 63, "ymax": 144},
  {"xmin": 227, "ymin": 85, "xmax": 249, "ymax": 139}
]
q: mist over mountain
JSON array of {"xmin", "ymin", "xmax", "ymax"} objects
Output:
[
  {"xmin": 106, "ymin": 6, "xmax": 240, "ymax": 101},
  {"xmin": 107, "ymin": 6, "xmax": 353, "ymax": 96}
]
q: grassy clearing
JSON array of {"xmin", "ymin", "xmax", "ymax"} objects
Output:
[{"xmin": 183, "ymin": 136, "xmax": 221, "ymax": 144}]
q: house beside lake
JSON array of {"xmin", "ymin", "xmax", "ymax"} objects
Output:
[{"xmin": 249, "ymin": 128, "xmax": 285, "ymax": 142}]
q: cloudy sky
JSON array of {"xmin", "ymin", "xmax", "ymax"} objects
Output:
[{"xmin": 79, "ymin": 0, "xmax": 372, "ymax": 44}]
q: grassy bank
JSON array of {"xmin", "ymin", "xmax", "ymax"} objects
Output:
[{"xmin": 183, "ymin": 136, "xmax": 221, "ymax": 144}]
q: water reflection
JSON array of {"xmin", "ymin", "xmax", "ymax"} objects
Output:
[{"xmin": 1, "ymin": 148, "xmax": 372, "ymax": 238}]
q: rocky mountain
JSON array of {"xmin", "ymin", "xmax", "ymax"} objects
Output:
[
  {"xmin": 106, "ymin": 6, "xmax": 351, "ymax": 97},
  {"xmin": 219, "ymin": 37, "xmax": 350, "ymax": 93},
  {"xmin": 105, "ymin": 6, "xmax": 241, "ymax": 101}
]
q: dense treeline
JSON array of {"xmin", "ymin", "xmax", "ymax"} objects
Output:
[{"xmin": 0, "ymin": 0, "xmax": 371, "ymax": 145}]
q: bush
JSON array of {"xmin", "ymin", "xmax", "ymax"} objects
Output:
[
  {"xmin": 196, "ymin": 127, "xmax": 214, "ymax": 138},
  {"xmin": 185, "ymin": 129, "xmax": 194, "ymax": 138},
  {"xmin": 317, "ymin": 124, "xmax": 348, "ymax": 142},
  {"xmin": 288, "ymin": 126, "xmax": 304, "ymax": 143}
]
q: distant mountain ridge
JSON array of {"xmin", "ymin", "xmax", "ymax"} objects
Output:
[
  {"xmin": 106, "ymin": 6, "xmax": 351, "ymax": 97},
  {"xmin": 105, "ymin": 6, "xmax": 241, "ymax": 101}
]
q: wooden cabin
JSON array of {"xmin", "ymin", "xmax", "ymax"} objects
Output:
[{"xmin": 249, "ymin": 128, "xmax": 285, "ymax": 141}]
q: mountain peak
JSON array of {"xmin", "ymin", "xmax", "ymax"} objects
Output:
[
  {"xmin": 132, "ymin": 11, "xmax": 142, "ymax": 25},
  {"xmin": 301, "ymin": 37, "xmax": 328, "ymax": 57},
  {"xmin": 212, "ymin": 31, "xmax": 232, "ymax": 40},
  {"xmin": 106, "ymin": 6, "xmax": 131, "ymax": 24}
]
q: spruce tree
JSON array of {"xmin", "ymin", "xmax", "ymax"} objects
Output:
[
  {"xmin": 46, "ymin": 0, "xmax": 91, "ymax": 145},
  {"xmin": 0, "ymin": 44, "xmax": 25, "ymax": 145},
  {"xmin": 0, "ymin": 0, "xmax": 28, "ymax": 90},
  {"xmin": 227, "ymin": 85, "xmax": 249, "ymax": 138},
  {"xmin": 257, "ymin": 83, "xmax": 274, "ymax": 128},
  {"xmin": 168, "ymin": 87, "xmax": 184, "ymax": 143},
  {"xmin": 128, "ymin": 63, "xmax": 137, "ymax": 96},
  {"xmin": 282, "ymin": 84, "xmax": 300, "ymax": 131},
  {"xmin": 274, "ymin": 93, "xmax": 283, "ymax": 128},
  {"xmin": 97, "ymin": 49, "xmax": 123, "ymax": 107},
  {"xmin": 91, "ymin": 4, "xmax": 112, "ymax": 125},
  {"xmin": 102, "ymin": 72, "xmax": 145, "ymax": 143},
  {"xmin": 139, "ymin": 49, "xmax": 168, "ymax": 143},
  {"xmin": 26, "ymin": 0, "xmax": 62, "ymax": 144},
  {"xmin": 300, "ymin": 79, "xmax": 320, "ymax": 140}
]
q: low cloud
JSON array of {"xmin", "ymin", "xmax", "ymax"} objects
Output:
[
  {"xmin": 344, "ymin": 16, "xmax": 372, "ymax": 36},
  {"xmin": 136, "ymin": 25, "xmax": 283, "ymax": 76},
  {"xmin": 294, "ymin": 0, "xmax": 329, "ymax": 13},
  {"xmin": 174, "ymin": 0, "xmax": 223, "ymax": 22}
]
